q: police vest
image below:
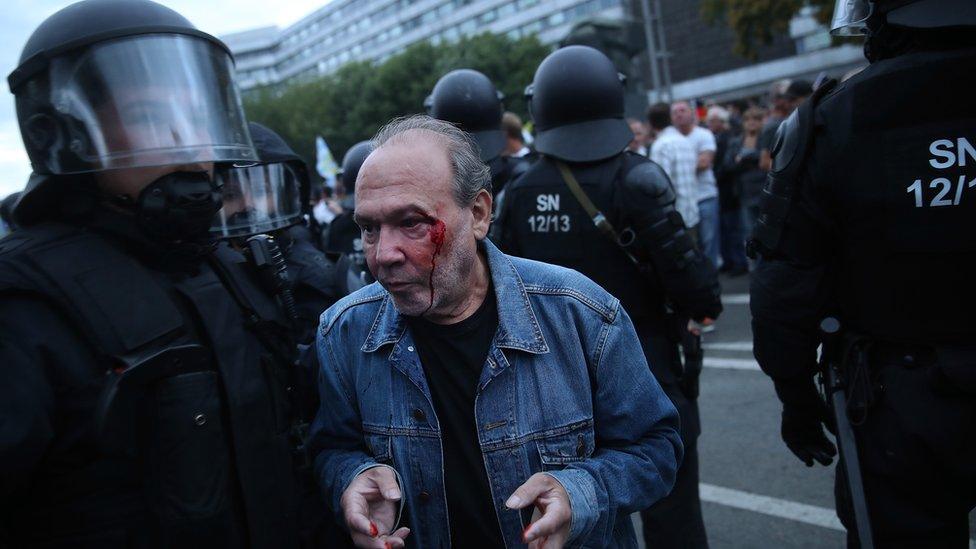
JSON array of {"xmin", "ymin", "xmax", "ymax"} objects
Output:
[
  {"xmin": 792, "ymin": 48, "xmax": 976, "ymax": 343},
  {"xmin": 0, "ymin": 222, "xmax": 302, "ymax": 548},
  {"xmin": 498, "ymin": 152, "xmax": 668, "ymax": 325}
]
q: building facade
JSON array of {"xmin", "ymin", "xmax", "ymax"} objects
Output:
[
  {"xmin": 223, "ymin": 0, "xmax": 865, "ymax": 103},
  {"xmin": 223, "ymin": 0, "xmax": 625, "ymax": 91}
]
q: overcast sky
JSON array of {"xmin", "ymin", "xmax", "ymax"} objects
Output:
[{"xmin": 0, "ymin": 0, "xmax": 329, "ymax": 198}]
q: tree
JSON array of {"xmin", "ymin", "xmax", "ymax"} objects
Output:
[
  {"xmin": 242, "ymin": 33, "xmax": 550, "ymax": 173},
  {"xmin": 700, "ymin": 0, "xmax": 837, "ymax": 58}
]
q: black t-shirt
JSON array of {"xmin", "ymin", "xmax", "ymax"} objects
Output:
[{"xmin": 407, "ymin": 288, "xmax": 502, "ymax": 547}]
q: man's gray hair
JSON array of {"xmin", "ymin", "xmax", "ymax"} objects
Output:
[{"xmin": 371, "ymin": 115, "xmax": 492, "ymax": 206}]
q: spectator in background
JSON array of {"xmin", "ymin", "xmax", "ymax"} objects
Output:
[
  {"xmin": 721, "ymin": 106, "xmax": 767, "ymax": 263},
  {"xmin": 709, "ymin": 107, "xmax": 747, "ymax": 276},
  {"xmin": 759, "ymin": 79, "xmax": 812, "ymax": 172},
  {"xmin": 726, "ymin": 100, "xmax": 748, "ymax": 136},
  {"xmin": 672, "ymin": 100, "xmax": 720, "ymax": 267},
  {"xmin": 627, "ymin": 117, "xmax": 650, "ymax": 156},
  {"xmin": 501, "ymin": 111, "xmax": 531, "ymax": 157},
  {"xmin": 648, "ymin": 102, "xmax": 700, "ymax": 235}
]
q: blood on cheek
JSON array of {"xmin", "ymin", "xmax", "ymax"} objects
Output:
[{"xmin": 424, "ymin": 219, "xmax": 447, "ymax": 313}]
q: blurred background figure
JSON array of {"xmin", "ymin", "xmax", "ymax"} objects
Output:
[
  {"xmin": 502, "ymin": 111, "xmax": 532, "ymax": 158},
  {"xmin": 648, "ymin": 102, "xmax": 700, "ymax": 238},
  {"xmin": 759, "ymin": 79, "xmax": 812, "ymax": 172},
  {"xmin": 672, "ymin": 100, "xmax": 721, "ymax": 268},
  {"xmin": 627, "ymin": 117, "xmax": 650, "ymax": 156},
  {"xmin": 710, "ymin": 106, "xmax": 748, "ymax": 276}
]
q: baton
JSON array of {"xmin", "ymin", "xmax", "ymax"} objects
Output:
[{"xmin": 820, "ymin": 317, "xmax": 874, "ymax": 549}]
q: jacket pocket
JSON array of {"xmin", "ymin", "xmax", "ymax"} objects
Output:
[
  {"xmin": 148, "ymin": 371, "xmax": 231, "ymax": 523},
  {"xmin": 364, "ymin": 432, "xmax": 393, "ymax": 464},
  {"xmin": 537, "ymin": 423, "xmax": 595, "ymax": 470}
]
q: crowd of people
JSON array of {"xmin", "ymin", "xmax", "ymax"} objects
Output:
[{"xmin": 624, "ymin": 79, "xmax": 812, "ymax": 276}]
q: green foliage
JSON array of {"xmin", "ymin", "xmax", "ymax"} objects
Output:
[
  {"xmin": 700, "ymin": 0, "xmax": 836, "ymax": 58},
  {"xmin": 242, "ymin": 33, "xmax": 551, "ymax": 173}
]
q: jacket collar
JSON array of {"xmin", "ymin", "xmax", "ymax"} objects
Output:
[{"xmin": 360, "ymin": 239, "xmax": 549, "ymax": 355}]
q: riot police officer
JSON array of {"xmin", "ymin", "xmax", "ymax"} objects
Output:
[
  {"xmin": 321, "ymin": 140, "xmax": 375, "ymax": 297},
  {"xmin": 0, "ymin": 1, "xmax": 310, "ymax": 546},
  {"xmin": 0, "ymin": 192, "xmax": 20, "ymax": 235},
  {"xmin": 750, "ymin": 0, "xmax": 976, "ymax": 545},
  {"xmin": 425, "ymin": 69, "xmax": 532, "ymax": 201},
  {"xmin": 495, "ymin": 45, "xmax": 722, "ymax": 549},
  {"xmin": 322, "ymin": 140, "xmax": 371, "ymax": 256},
  {"xmin": 212, "ymin": 122, "xmax": 339, "ymax": 345}
]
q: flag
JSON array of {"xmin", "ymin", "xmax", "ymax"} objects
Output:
[{"xmin": 315, "ymin": 135, "xmax": 339, "ymax": 190}]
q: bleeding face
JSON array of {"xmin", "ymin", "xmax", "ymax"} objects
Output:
[{"xmin": 354, "ymin": 130, "xmax": 492, "ymax": 319}]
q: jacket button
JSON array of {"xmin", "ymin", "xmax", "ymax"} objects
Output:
[
  {"xmin": 419, "ymin": 491, "xmax": 431, "ymax": 502},
  {"xmin": 412, "ymin": 409, "xmax": 426, "ymax": 422},
  {"xmin": 194, "ymin": 413, "xmax": 207, "ymax": 426}
]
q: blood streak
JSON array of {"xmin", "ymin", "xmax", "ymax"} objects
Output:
[{"xmin": 423, "ymin": 219, "xmax": 447, "ymax": 314}]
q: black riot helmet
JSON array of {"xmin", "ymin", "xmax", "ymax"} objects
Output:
[
  {"xmin": 526, "ymin": 46, "xmax": 632, "ymax": 163},
  {"xmin": 211, "ymin": 123, "xmax": 306, "ymax": 239},
  {"xmin": 831, "ymin": 0, "xmax": 976, "ymax": 36},
  {"xmin": 338, "ymin": 141, "xmax": 374, "ymax": 196},
  {"xmin": 425, "ymin": 69, "xmax": 506, "ymax": 162},
  {"xmin": 8, "ymin": 0, "xmax": 256, "ymax": 240},
  {"xmin": 9, "ymin": 0, "xmax": 255, "ymax": 176}
]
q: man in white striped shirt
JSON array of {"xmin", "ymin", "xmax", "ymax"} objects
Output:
[{"xmin": 648, "ymin": 102, "xmax": 700, "ymax": 234}]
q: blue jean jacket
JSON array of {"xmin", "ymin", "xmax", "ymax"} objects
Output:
[{"xmin": 309, "ymin": 239, "xmax": 682, "ymax": 548}]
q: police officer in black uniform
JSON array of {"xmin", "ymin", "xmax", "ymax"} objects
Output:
[
  {"xmin": 323, "ymin": 140, "xmax": 371, "ymax": 256},
  {"xmin": 750, "ymin": 0, "xmax": 976, "ymax": 545},
  {"xmin": 0, "ymin": 192, "xmax": 21, "ymax": 235},
  {"xmin": 212, "ymin": 122, "xmax": 339, "ymax": 345},
  {"xmin": 322, "ymin": 140, "xmax": 375, "ymax": 296},
  {"xmin": 0, "ymin": 1, "xmax": 313, "ymax": 547},
  {"xmin": 495, "ymin": 45, "xmax": 722, "ymax": 549},
  {"xmin": 426, "ymin": 69, "xmax": 532, "ymax": 202}
]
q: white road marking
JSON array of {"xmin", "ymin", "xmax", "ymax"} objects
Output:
[
  {"xmin": 699, "ymin": 483, "xmax": 844, "ymax": 531},
  {"xmin": 703, "ymin": 341, "xmax": 753, "ymax": 352},
  {"xmin": 703, "ymin": 357, "xmax": 761, "ymax": 371},
  {"xmin": 722, "ymin": 293, "xmax": 750, "ymax": 305}
]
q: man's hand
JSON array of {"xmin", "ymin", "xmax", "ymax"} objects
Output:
[
  {"xmin": 688, "ymin": 317, "xmax": 715, "ymax": 336},
  {"xmin": 506, "ymin": 473, "xmax": 572, "ymax": 549},
  {"xmin": 340, "ymin": 466, "xmax": 410, "ymax": 548}
]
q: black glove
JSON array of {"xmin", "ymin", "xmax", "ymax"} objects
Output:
[{"xmin": 774, "ymin": 377, "xmax": 837, "ymax": 467}]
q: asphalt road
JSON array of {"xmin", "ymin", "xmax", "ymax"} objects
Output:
[
  {"xmin": 634, "ymin": 272, "xmax": 847, "ymax": 548},
  {"xmin": 632, "ymin": 273, "xmax": 976, "ymax": 548}
]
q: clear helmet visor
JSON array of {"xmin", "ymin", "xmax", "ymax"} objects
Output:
[
  {"xmin": 830, "ymin": 0, "xmax": 873, "ymax": 35},
  {"xmin": 16, "ymin": 34, "xmax": 255, "ymax": 174},
  {"xmin": 211, "ymin": 162, "xmax": 303, "ymax": 238}
]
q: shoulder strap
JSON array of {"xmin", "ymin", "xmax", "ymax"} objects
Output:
[{"xmin": 553, "ymin": 157, "xmax": 640, "ymax": 266}]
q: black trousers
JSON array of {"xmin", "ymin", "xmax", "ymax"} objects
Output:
[
  {"xmin": 835, "ymin": 357, "xmax": 976, "ymax": 547},
  {"xmin": 637, "ymin": 324, "xmax": 709, "ymax": 549}
]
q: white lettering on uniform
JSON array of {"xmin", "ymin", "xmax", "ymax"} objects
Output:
[
  {"xmin": 928, "ymin": 137, "xmax": 976, "ymax": 169},
  {"xmin": 536, "ymin": 194, "xmax": 560, "ymax": 212}
]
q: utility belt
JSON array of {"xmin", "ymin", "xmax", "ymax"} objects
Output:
[{"xmin": 833, "ymin": 334, "xmax": 976, "ymax": 425}]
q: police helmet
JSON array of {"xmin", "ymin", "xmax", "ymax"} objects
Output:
[
  {"xmin": 831, "ymin": 0, "xmax": 976, "ymax": 36},
  {"xmin": 426, "ymin": 69, "xmax": 506, "ymax": 163},
  {"xmin": 9, "ymin": 0, "xmax": 255, "ymax": 177},
  {"xmin": 211, "ymin": 123, "xmax": 305, "ymax": 239},
  {"xmin": 526, "ymin": 46, "xmax": 632, "ymax": 163},
  {"xmin": 338, "ymin": 141, "xmax": 374, "ymax": 196}
]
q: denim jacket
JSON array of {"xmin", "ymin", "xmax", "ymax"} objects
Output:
[{"xmin": 309, "ymin": 239, "xmax": 682, "ymax": 548}]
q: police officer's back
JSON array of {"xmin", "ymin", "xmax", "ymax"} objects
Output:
[
  {"xmin": 750, "ymin": 0, "xmax": 976, "ymax": 544},
  {"xmin": 0, "ymin": 2, "xmax": 308, "ymax": 546},
  {"xmin": 495, "ymin": 45, "xmax": 721, "ymax": 549}
]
